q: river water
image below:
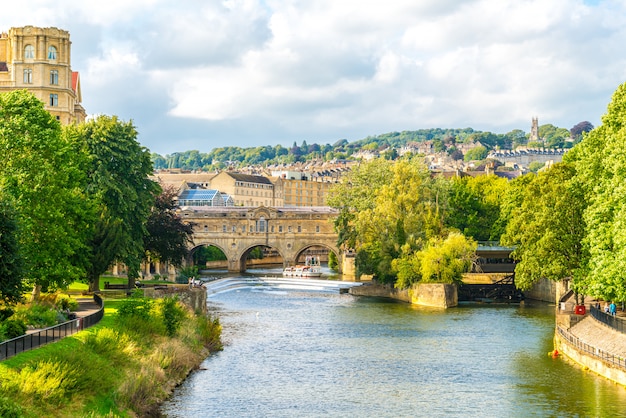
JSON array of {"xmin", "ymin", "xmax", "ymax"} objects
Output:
[{"xmin": 161, "ymin": 276, "xmax": 626, "ymax": 417}]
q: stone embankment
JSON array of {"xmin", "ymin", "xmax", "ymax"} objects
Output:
[
  {"xmin": 555, "ymin": 300, "xmax": 626, "ymax": 387},
  {"xmin": 348, "ymin": 282, "xmax": 457, "ymax": 308}
]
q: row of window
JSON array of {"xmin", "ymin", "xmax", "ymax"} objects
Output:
[
  {"xmin": 206, "ymin": 224, "xmax": 322, "ymax": 233},
  {"xmin": 234, "ymin": 181, "xmax": 272, "ymax": 189},
  {"xmin": 24, "ymin": 45, "xmax": 57, "ymax": 60},
  {"xmin": 23, "ymin": 69, "xmax": 58, "ymax": 85},
  {"xmin": 235, "ymin": 189, "xmax": 272, "ymax": 197}
]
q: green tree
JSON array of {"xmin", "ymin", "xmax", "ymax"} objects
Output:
[
  {"xmin": 394, "ymin": 232, "xmax": 476, "ymax": 288},
  {"xmin": 144, "ymin": 185, "xmax": 195, "ymax": 268},
  {"xmin": 329, "ymin": 157, "xmax": 450, "ymax": 284},
  {"xmin": 566, "ymin": 83, "xmax": 626, "ymax": 301},
  {"xmin": 0, "ymin": 90, "xmax": 92, "ymax": 296},
  {"xmin": 464, "ymin": 146, "xmax": 488, "ymax": 162},
  {"xmin": 445, "ymin": 174, "xmax": 509, "ymax": 241},
  {"xmin": 500, "ymin": 164, "xmax": 587, "ymax": 291},
  {"xmin": 69, "ymin": 115, "xmax": 159, "ymax": 291},
  {"xmin": 0, "ymin": 197, "xmax": 23, "ymax": 304}
]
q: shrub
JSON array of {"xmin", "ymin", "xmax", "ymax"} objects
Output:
[
  {"xmin": 55, "ymin": 294, "xmax": 79, "ymax": 312},
  {"xmin": 116, "ymin": 298, "xmax": 154, "ymax": 321},
  {"xmin": 0, "ymin": 319, "xmax": 27, "ymax": 339},
  {"xmin": 196, "ymin": 314, "xmax": 223, "ymax": 351},
  {"xmin": 159, "ymin": 297, "xmax": 186, "ymax": 337},
  {"xmin": 13, "ymin": 304, "xmax": 58, "ymax": 328},
  {"xmin": 0, "ymin": 307, "xmax": 14, "ymax": 321}
]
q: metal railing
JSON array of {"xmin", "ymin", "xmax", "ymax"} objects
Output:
[
  {"xmin": 557, "ymin": 325, "xmax": 626, "ymax": 370},
  {"xmin": 0, "ymin": 294, "xmax": 104, "ymax": 361},
  {"xmin": 590, "ymin": 305, "xmax": 626, "ymax": 334}
]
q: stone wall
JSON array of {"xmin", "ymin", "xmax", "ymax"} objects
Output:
[
  {"xmin": 349, "ymin": 282, "xmax": 457, "ymax": 308},
  {"xmin": 525, "ymin": 278, "xmax": 569, "ymax": 303},
  {"xmin": 349, "ymin": 283, "xmax": 410, "ymax": 302},
  {"xmin": 143, "ymin": 286, "xmax": 207, "ymax": 314},
  {"xmin": 555, "ymin": 331, "xmax": 626, "ymax": 387},
  {"xmin": 410, "ymin": 283, "xmax": 458, "ymax": 308}
]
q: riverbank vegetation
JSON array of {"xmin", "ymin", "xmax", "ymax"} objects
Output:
[
  {"xmin": 0, "ymin": 295, "xmax": 222, "ymax": 417},
  {"xmin": 0, "ymin": 90, "xmax": 193, "ymax": 341},
  {"xmin": 328, "ymin": 82, "xmax": 626, "ymax": 305}
]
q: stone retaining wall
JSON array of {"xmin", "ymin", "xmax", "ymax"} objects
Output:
[
  {"xmin": 555, "ymin": 329, "xmax": 626, "ymax": 387},
  {"xmin": 349, "ymin": 282, "xmax": 457, "ymax": 308},
  {"xmin": 143, "ymin": 286, "xmax": 207, "ymax": 314}
]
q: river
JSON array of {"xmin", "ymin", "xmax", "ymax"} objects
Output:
[{"xmin": 161, "ymin": 274, "xmax": 626, "ymax": 417}]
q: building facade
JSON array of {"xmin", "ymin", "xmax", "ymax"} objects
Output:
[
  {"xmin": 0, "ymin": 26, "xmax": 86, "ymax": 124},
  {"xmin": 210, "ymin": 171, "xmax": 281, "ymax": 207}
]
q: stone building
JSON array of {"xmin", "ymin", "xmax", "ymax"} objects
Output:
[
  {"xmin": 0, "ymin": 26, "xmax": 86, "ymax": 124},
  {"xmin": 210, "ymin": 171, "xmax": 280, "ymax": 207}
]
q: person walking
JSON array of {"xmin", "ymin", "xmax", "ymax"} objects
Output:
[{"xmin": 609, "ymin": 301, "xmax": 617, "ymax": 316}]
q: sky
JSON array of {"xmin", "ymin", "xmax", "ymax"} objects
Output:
[{"xmin": 1, "ymin": 0, "xmax": 625, "ymax": 156}]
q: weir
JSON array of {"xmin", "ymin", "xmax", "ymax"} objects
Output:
[{"xmin": 203, "ymin": 277, "xmax": 363, "ymax": 296}]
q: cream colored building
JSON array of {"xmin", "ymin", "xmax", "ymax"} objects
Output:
[
  {"xmin": 0, "ymin": 26, "xmax": 86, "ymax": 124},
  {"xmin": 210, "ymin": 171, "xmax": 281, "ymax": 207},
  {"xmin": 273, "ymin": 177, "xmax": 335, "ymax": 207}
]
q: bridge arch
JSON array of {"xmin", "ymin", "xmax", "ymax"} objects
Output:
[{"xmin": 181, "ymin": 206, "xmax": 342, "ymax": 273}]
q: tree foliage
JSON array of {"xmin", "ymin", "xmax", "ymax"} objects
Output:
[
  {"xmin": 328, "ymin": 157, "xmax": 473, "ymax": 287},
  {"xmin": 0, "ymin": 90, "xmax": 92, "ymax": 294},
  {"xmin": 68, "ymin": 115, "xmax": 159, "ymax": 290},
  {"xmin": 144, "ymin": 185, "xmax": 195, "ymax": 267},
  {"xmin": 569, "ymin": 121, "xmax": 594, "ymax": 142},
  {"xmin": 500, "ymin": 164, "xmax": 587, "ymax": 291},
  {"xmin": 565, "ymin": 83, "xmax": 626, "ymax": 301},
  {"xmin": 0, "ymin": 197, "xmax": 23, "ymax": 303},
  {"xmin": 445, "ymin": 174, "xmax": 509, "ymax": 242}
]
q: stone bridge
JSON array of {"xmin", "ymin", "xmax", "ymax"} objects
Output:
[{"xmin": 180, "ymin": 206, "xmax": 343, "ymax": 273}]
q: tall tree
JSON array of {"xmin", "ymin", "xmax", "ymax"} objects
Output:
[
  {"xmin": 500, "ymin": 164, "xmax": 587, "ymax": 291},
  {"xmin": 445, "ymin": 174, "xmax": 509, "ymax": 242},
  {"xmin": 328, "ymin": 157, "xmax": 453, "ymax": 284},
  {"xmin": 0, "ymin": 90, "xmax": 92, "ymax": 296},
  {"xmin": 144, "ymin": 185, "xmax": 195, "ymax": 268},
  {"xmin": 566, "ymin": 82, "xmax": 626, "ymax": 301},
  {"xmin": 68, "ymin": 115, "xmax": 159, "ymax": 291}
]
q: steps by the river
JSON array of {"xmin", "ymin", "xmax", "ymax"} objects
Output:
[{"xmin": 203, "ymin": 277, "xmax": 364, "ymax": 296}]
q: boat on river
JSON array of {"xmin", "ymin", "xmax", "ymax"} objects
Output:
[{"xmin": 283, "ymin": 256, "xmax": 322, "ymax": 278}]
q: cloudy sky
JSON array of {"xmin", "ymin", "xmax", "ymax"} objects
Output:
[{"xmin": 2, "ymin": 0, "xmax": 624, "ymax": 155}]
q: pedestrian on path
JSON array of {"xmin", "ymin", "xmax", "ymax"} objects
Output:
[{"xmin": 609, "ymin": 301, "xmax": 617, "ymax": 316}]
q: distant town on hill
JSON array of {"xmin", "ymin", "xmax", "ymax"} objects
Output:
[{"xmin": 151, "ymin": 121, "xmax": 594, "ymax": 171}]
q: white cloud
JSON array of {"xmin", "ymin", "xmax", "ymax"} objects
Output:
[{"xmin": 2, "ymin": 0, "xmax": 626, "ymax": 154}]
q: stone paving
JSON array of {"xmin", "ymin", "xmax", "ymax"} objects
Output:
[{"xmin": 569, "ymin": 315, "xmax": 626, "ymax": 358}]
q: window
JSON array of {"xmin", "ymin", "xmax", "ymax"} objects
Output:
[
  {"xmin": 288, "ymin": 226, "xmax": 292, "ymax": 233},
  {"xmin": 204, "ymin": 225, "xmax": 208, "ymax": 232},
  {"xmin": 297, "ymin": 225, "xmax": 302, "ymax": 233},
  {"xmin": 24, "ymin": 45, "xmax": 34, "ymax": 59},
  {"xmin": 232, "ymin": 225, "xmax": 236, "ymax": 232},
  {"xmin": 222, "ymin": 224, "xmax": 227, "ymax": 232},
  {"xmin": 49, "ymin": 94, "xmax": 58, "ymax": 107},
  {"xmin": 50, "ymin": 70, "xmax": 58, "ymax": 85},
  {"xmin": 48, "ymin": 46, "xmax": 57, "ymax": 60},
  {"xmin": 242, "ymin": 225, "xmax": 246, "ymax": 233},
  {"xmin": 279, "ymin": 225, "xmax": 283, "ymax": 233},
  {"xmin": 316, "ymin": 225, "xmax": 320, "ymax": 233},
  {"xmin": 23, "ymin": 69, "xmax": 32, "ymax": 84},
  {"xmin": 258, "ymin": 218, "xmax": 266, "ymax": 233}
]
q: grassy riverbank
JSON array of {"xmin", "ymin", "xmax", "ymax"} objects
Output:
[{"xmin": 0, "ymin": 296, "xmax": 222, "ymax": 417}]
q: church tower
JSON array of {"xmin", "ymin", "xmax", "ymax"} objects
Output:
[{"xmin": 529, "ymin": 117, "xmax": 539, "ymax": 142}]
